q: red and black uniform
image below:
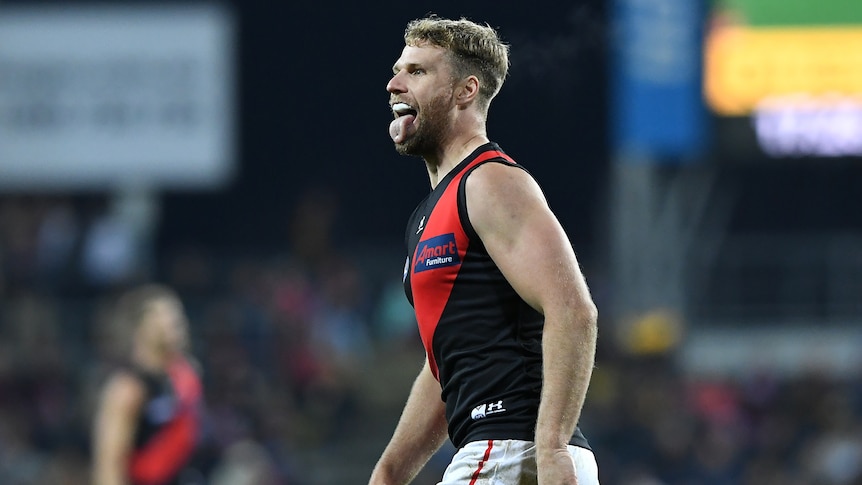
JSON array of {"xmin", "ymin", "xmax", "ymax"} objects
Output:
[
  {"xmin": 403, "ymin": 143, "xmax": 590, "ymax": 450},
  {"xmin": 128, "ymin": 356, "xmax": 203, "ymax": 485}
]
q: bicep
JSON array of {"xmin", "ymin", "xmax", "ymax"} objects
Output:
[{"xmin": 466, "ymin": 165, "xmax": 592, "ymax": 315}]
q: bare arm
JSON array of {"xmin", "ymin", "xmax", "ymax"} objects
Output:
[
  {"xmin": 466, "ymin": 163, "xmax": 598, "ymax": 483},
  {"xmin": 369, "ymin": 360, "xmax": 449, "ymax": 485},
  {"xmin": 92, "ymin": 372, "xmax": 145, "ymax": 485}
]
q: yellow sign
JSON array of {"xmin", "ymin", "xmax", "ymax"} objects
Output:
[{"xmin": 704, "ymin": 26, "xmax": 862, "ymax": 115}]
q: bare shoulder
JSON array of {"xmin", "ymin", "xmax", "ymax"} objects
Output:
[
  {"xmin": 464, "ymin": 162, "xmax": 550, "ymax": 232},
  {"xmin": 462, "ymin": 160, "xmax": 582, "ymax": 311},
  {"xmin": 466, "ymin": 161, "xmax": 546, "ymax": 200},
  {"xmin": 101, "ymin": 370, "xmax": 146, "ymax": 410}
]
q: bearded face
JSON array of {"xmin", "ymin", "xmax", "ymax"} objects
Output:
[
  {"xmin": 394, "ymin": 85, "xmax": 454, "ymax": 157},
  {"xmin": 388, "ymin": 44, "xmax": 460, "ymax": 158}
]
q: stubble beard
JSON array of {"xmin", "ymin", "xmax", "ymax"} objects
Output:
[{"xmin": 395, "ymin": 90, "xmax": 452, "ymax": 158}]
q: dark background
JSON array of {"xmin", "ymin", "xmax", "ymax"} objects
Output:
[{"xmin": 155, "ymin": 0, "xmax": 609, "ymax": 258}]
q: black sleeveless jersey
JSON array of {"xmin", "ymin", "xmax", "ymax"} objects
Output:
[
  {"xmin": 403, "ymin": 143, "xmax": 590, "ymax": 450},
  {"xmin": 127, "ymin": 357, "xmax": 202, "ymax": 485}
]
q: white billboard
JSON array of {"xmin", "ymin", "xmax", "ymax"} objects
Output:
[{"xmin": 0, "ymin": 4, "xmax": 236, "ymax": 191}]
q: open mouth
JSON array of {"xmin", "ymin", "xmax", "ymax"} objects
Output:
[
  {"xmin": 388, "ymin": 101, "xmax": 419, "ymax": 143},
  {"xmin": 391, "ymin": 102, "xmax": 418, "ymax": 118}
]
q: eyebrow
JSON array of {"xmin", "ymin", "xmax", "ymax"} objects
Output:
[{"xmin": 392, "ymin": 62, "xmax": 421, "ymax": 74}]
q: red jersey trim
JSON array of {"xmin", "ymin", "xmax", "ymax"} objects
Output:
[
  {"xmin": 412, "ymin": 149, "xmax": 513, "ymax": 380},
  {"xmin": 129, "ymin": 358, "xmax": 202, "ymax": 485}
]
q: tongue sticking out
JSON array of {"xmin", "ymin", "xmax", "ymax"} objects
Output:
[{"xmin": 389, "ymin": 114, "xmax": 417, "ymax": 144}]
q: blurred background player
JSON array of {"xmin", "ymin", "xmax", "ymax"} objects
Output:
[{"xmin": 92, "ymin": 284, "xmax": 203, "ymax": 485}]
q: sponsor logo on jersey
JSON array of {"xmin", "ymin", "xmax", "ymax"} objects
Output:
[
  {"xmin": 413, "ymin": 233, "xmax": 460, "ymax": 274},
  {"xmin": 471, "ymin": 399, "xmax": 507, "ymax": 420}
]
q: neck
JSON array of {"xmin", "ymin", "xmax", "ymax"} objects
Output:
[
  {"xmin": 133, "ymin": 344, "xmax": 172, "ymax": 372},
  {"xmin": 425, "ymin": 131, "xmax": 489, "ymax": 189}
]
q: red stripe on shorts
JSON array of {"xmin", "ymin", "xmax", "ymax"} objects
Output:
[{"xmin": 469, "ymin": 440, "xmax": 495, "ymax": 485}]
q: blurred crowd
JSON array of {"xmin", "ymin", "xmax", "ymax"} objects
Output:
[
  {"xmin": 0, "ymin": 193, "xmax": 861, "ymax": 485},
  {"xmin": 584, "ymin": 351, "xmax": 862, "ymax": 485}
]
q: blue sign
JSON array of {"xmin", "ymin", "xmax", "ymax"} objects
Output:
[{"xmin": 611, "ymin": 0, "xmax": 707, "ymax": 161}]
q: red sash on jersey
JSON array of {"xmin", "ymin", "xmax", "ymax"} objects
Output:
[{"xmin": 411, "ymin": 149, "xmax": 515, "ymax": 380}]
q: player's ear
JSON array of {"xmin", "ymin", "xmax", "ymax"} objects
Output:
[{"xmin": 455, "ymin": 75, "xmax": 480, "ymax": 106}]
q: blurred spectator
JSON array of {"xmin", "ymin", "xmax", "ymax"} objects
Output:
[
  {"xmin": 0, "ymin": 197, "xmax": 41, "ymax": 289},
  {"xmin": 80, "ymin": 209, "xmax": 140, "ymax": 287},
  {"xmin": 34, "ymin": 198, "xmax": 81, "ymax": 291},
  {"xmin": 208, "ymin": 439, "xmax": 281, "ymax": 485},
  {"xmin": 372, "ymin": 280, "xmax": 418, "ymax": 345}
]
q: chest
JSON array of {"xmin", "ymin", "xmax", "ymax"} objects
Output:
[{"xmin": 403, "ymin": 179, "xmax": 468, "ymax": 305}]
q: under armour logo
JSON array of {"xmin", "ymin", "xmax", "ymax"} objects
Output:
[{"xmin": 471, "ymin": 400, "xmax": 507, "ymax": 420}]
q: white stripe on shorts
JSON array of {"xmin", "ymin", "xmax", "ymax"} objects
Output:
[{"xmin": 437, "ymin": 439, "xmax": 599, "ymax": 485}]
